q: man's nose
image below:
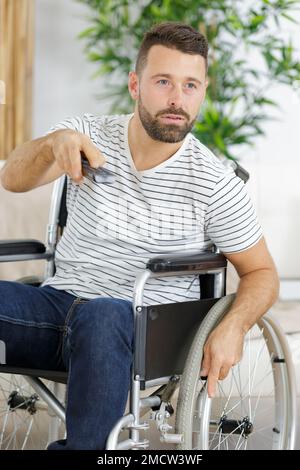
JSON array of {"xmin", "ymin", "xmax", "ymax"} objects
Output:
[{"xmin": 167, "ymin": 85, "xmax": 184, "ymax": 108}]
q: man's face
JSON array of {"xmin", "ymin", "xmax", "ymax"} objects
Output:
[{"xmin": 129, "ymin": 45, "xmax": 208, "ymax": 143}]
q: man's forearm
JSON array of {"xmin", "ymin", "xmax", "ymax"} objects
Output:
[
  {"xmin": 222, "ymin": 268, "xmax": 280, "ymax": 334},
  {"xmin": 0, "ymin": 135, "xmax": 55, "ymax": 192},
  {"xmin": 202, "ymin": 240, "xmax": 279, "ymax": 397}
]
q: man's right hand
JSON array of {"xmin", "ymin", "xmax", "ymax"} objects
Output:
[
  {"xmin": 50, "ymin": 129, "xmax": 106, "ymax": 184},
  {"xmin": 0, "ymin": 127, "xmax": 106, "ymax": 193}
]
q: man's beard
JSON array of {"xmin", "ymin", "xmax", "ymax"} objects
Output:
[{"xmin": 138, "ymin": 98, "xmax": 197, "ymax": 143}]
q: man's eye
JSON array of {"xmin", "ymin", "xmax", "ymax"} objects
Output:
[
  {"xmin": 158, "ymin": 79, "xmax": 169, "ymax": 85},
  {"xmin": 186, "ymin": 83, "xmax": 197, "ymax": 89}
]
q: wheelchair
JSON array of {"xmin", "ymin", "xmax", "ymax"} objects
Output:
[{"xmin": 0, "ymin": 167, "xmax": 297, "ymax": 450}]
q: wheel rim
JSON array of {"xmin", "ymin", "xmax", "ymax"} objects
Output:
[{"xmin": 193, "ymin": 320, "xmax": 290, "ymax": 450}]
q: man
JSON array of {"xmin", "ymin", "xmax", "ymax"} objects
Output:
[{"xmin": 0, "ymin": 22, "xmax": 279, "ymax": 450}]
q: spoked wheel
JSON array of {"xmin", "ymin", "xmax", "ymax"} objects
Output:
[
  {"xmin": 176, "ymin": 295, "xmax": 296, "ymax": 450},
  {"xmin": 0, "ymin": 374, "xmax": 65, "ymax": 449}
]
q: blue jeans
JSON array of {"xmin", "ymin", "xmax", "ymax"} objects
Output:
[{"xmin": 0, "ymin": 281, "xmax": 134, "ymax": 450}]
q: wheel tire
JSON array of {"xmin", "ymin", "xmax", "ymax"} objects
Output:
[{"xmin": 175, "ymin": 294, "xmax": 296, "ymax": 450}]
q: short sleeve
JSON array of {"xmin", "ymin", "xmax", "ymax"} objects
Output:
[
  {"xmin": 45, "ymin": 114, "xmax": 96, "ymax": 136},
  {"xmin": 45, "ymin": 112, "xmax": 118, "ymax": 138},
  {"xmin": 205, "ymin": 172, "xmax": 263, "ymax": 253}
]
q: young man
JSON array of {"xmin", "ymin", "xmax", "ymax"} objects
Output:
[{"xmin": 0, "ymin": 22, "xmax": 279, "ymax": 450}]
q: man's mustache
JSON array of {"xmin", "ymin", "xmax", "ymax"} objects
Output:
[{"xmin": 156, "ymin": 109, "xmax": 190, "ymax": 120}]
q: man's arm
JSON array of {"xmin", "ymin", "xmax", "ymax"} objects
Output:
[
  {"xmin": 201, "ymin": 237, "xmax": 279, "ymax": 398},
  {"xmin": 0, "ymin": 129, "xmax": 105, "ymax": 192}
]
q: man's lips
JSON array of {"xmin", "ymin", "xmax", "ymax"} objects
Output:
[{"xmin": 159, "ymin": 114, "xmax": 186, "ymax": 123}]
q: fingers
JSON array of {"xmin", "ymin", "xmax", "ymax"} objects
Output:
[
  {"xmin": 218, "ymin": 365, "xmax": 231, "ymax": 381},
  {"xmin": 200, "ymin": 328, "xmax": 243, "ymax": 399},
  {"xmin": 201, "ymin": 348, "xmax": 219, "ymax": 398},
  {"xmin": 68, "ymin": 148, "xmax": 83, "ymax": 183},
  {"xmin": 51, "ymin": 130, "xmax": 106, "ymax": 184},
  {"xmin": 207, "ymin": 363, "xmax": 221, "ymax": 398},
  {"xmin": 56, "ymin": 145, "xmax": 83, "ymax": 184},
  {"xmin": 82, "ymin": 137, "xmax": 106, "ymax": 169},
  {"xmin": 201, "ymin": 347, "xmax": 233, "ymax": 398},
  {"xmin": 200, "ymin": 349, "xmax": 210, "ymax": 378},
  {"xmin": 205, "ymin": 362, "xmax": 235, "ymax": 398}
]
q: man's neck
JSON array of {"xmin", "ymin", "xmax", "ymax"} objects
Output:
[{"xmin": 128, "ymin": 113, "xmax": 185, "ymax": 171}]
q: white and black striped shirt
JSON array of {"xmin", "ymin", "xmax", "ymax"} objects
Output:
[{"xmin": 43, "ymin": 113, "xmax": 263, "ymax": 305}]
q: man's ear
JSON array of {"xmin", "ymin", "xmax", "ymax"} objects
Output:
[
  {"xmin": 128, "ymin": 71, "xmax": 139, "ymax": 101},
  {"xmin": 200, "ymin": 78, "xmax": 209, "ymax": 106}
]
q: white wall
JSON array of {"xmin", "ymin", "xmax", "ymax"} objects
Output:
[
  {"xmin": 238, "ymin": 5, "xmax": 300, "ymax": 279},
  {"xmin": 33, "ymin": 0, "xmax": 111, "ymax": 137},
  {"xmin": 33, "ymin": 1, "xmax": 300, "ymax": 280},
  {"xmin": 243, "ymin": 84, "xmax": 300, "ymax": 279}
]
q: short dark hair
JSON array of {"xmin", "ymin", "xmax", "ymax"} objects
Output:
[{"xmin": 135, "ymin": 22, "xmax": 209, "ymax": 76}]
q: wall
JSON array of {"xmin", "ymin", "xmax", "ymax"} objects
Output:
[
  {"xmin": 242, "ymin": 84, "xmax": 300, "ymax": 280},
  {"xmin": 33, "ymin": 0, "xmax": 111, "ymax": 137}
]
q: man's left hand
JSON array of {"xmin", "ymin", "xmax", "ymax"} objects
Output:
[{"xmin": 200, "ymin": 322, "xmax": 245, "ymax": 398}]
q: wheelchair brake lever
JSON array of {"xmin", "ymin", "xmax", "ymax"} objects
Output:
[{"xmin": 81, "ymin": 151, "xmax": 115, "ymax": 184}]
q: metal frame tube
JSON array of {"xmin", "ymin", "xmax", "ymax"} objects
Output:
[{"xmin": 44, "ymin": 176, "xmax": 66, "ymax": 279}]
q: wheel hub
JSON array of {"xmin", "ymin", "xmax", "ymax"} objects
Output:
[
  {"xmin": 219, "ymin": 415, "xmax": 253, "ymax": 436},
  {"xmin": 8, "ymin": 390, "xmax": 39, "ymax": 415}
]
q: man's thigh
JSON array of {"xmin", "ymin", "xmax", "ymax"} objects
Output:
[{"xmin": 0, "ymin": 281, "xmax": 75, "ymax": 370}]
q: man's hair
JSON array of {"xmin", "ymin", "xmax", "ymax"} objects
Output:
[{"xmin": 135, "ymin": 22, "xmax": 209, "ymax": 76}]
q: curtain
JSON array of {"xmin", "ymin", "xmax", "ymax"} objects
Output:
[{"xmin": 0, "ymin": 0, "xmax": 34, "ymax": 160}]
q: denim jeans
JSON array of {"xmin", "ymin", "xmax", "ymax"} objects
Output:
[{"xmin": 0, "ymin": 280, "xmax": 134, "ymax": 450}]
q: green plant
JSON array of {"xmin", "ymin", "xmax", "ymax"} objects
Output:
[{"xmin": 77, "ymin": 0, "xmax": 300, "ymax": 160}]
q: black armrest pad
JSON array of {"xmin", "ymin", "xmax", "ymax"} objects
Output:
[
  {"xmin": 234, "ymin": 162, "xmax": 249, "ymax": 182},
  {"xmin": 146, "ymin": 252, "xmax": 227, "ymax": 273},
  {"xmin": 0, "ymin": 240, "xmax": 46, "ymax": 256}
]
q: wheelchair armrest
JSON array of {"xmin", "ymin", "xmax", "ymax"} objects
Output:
[
  {"xmin": 146, "ymin": 252, "xmax": 227, "ymax": 274},
  {"xmin": 0, "ymin": 239, "xmax": 52, "ymax": 262},
  {"xmin": 234, "ymin": 162, "xmax": 249, "ymax": 183}
]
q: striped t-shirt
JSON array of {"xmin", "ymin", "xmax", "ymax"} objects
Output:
[{"xmin": 43, "ymin": 113, "xmax": 263, "ymax": 305}]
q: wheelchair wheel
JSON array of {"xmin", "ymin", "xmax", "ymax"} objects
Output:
[
  {"xmin": 0, "ymin": 374, "xmax": 65, "ymax": 449},
  {"xmin": 175, "ymin": 294, "xmax": 296, "ymax": 450}
]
